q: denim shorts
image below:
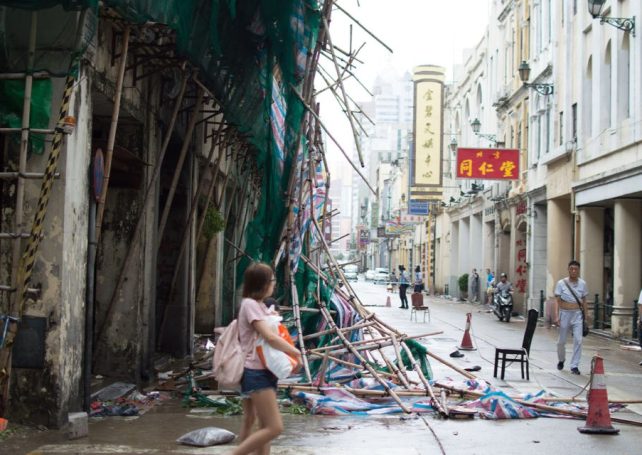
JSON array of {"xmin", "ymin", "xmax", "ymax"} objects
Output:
[{"xmin": 240, "ymin": 368, "xmax": 278, "ymax": 398}]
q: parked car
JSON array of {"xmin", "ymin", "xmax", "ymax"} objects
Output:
[
  {"xmin": 365, "ymin": 269, "xmax": 377, "ymax": 281},
  {"xmin": 343, "ymin": 264, "xmax": 359, "ymax": 281},
  {"xmin": 373, "ymin": 268, "xmax": 389, "ymax": 284}
]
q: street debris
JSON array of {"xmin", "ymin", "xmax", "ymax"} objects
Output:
[
  {"xmin": 176, "ymin": 427, "xmax": 236, "ymax": 447},
  {"xmin": 89, "ymin": 389, "xmax": 168, "ymax": 418}
]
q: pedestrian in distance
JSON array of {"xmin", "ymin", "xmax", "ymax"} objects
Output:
[
  {"xmin": 470, "ymin": 268, "xmax": 480, "ymax": 303},
  {"xmin": 234, "ymin": 263, "xmax": 302, "ymax": 455},
  {"xmin": 485, "ymin": 269, "xmax": 495, "ymax": 304},
  {"xmin": 555, "ymin": 260, "xmax": 588, "ymax": 375},
  {"xmin": 389, "ymin": 270, "xmax": 398, "ymax": 293},
  {"xmin": 413, "ymin": 265, "xmax": 424, "ymax": 293},
  {"xmin": 398, "ymin": 265, "xmax": 409, "ymax": 309}
]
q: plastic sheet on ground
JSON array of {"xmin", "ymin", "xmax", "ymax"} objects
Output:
[
  {"xmin": 292, "ymin": 387, "xmax": 433, "ymax": 416},
  {"xmin": 462, "ymin": 390, "xmax": 539, "ymax": 420}
]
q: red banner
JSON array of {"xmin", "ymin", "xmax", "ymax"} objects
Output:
[{"xmin": 456, "ymin": 148, "xmax": 520, "ymax": 180}]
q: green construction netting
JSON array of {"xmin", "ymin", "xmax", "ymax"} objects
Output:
[
  {"xmin": 101, "ymin": 0, "xmax": 321, "ymax": 274},
  {"xmin": 0, "ymin": 0, "xmax": 321, "ymax": 269},
  {"xmin": 0, "ymin": 79, "xmax": 52, "ymax": 154}
]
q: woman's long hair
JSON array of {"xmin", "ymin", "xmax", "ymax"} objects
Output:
[{"xmin": 242, "ymin": 263, "xmax": 274, "ymax": 301}]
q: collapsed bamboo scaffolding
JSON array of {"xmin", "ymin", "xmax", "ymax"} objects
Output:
[{"xmin": 187, "ymin": 4, "xmax": 642, "ymax": 426}]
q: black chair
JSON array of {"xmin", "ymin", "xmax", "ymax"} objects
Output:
[{"xmin": 493, "ymin": 309, "xmax": 539, "ymax": 380}]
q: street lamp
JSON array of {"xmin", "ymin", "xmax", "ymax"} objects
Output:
[
  {"xmin": 360, "ymin": 202, "xmax": 367, "ymax": 223},
  {"xmin": 588, "ymin": 0, "xmax": 635, "ymax": 36},
  {"xmin": 470, "ymin": 118, "xmax": 505, "ymax": 147},
  {"xmin": 449, "ymin": 137, "xmax": 458, "ymax": 153},
  {"xmin": 518, "ymin": 61, "xmax": 554, "ymax": 96}
]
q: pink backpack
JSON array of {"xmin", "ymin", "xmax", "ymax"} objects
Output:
[{"xmin": 212, "ymin": 320, "xmax": 244, "ymax": 389}]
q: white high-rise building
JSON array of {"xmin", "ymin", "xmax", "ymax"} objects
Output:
[{"xmin": 351, "ymin": 68, "xmax": 414, "ymax": 269}]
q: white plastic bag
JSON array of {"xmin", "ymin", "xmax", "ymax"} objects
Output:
[
  {"xmin": 255, "ymin": 315, "xmax": 298, "ymax": 379},
  {"xmin": 176, "ymin": 427, "xmax": 236, "ymax": 447}
]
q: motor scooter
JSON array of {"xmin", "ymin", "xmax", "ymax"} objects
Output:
[{"xmin": 491, "ymin": 288, "xmax": 514, "ymax": 322}]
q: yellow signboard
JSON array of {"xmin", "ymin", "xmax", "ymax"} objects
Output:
[{"xmin": 412, "ymin": 65, "xmax": 444, "ymax": 190}]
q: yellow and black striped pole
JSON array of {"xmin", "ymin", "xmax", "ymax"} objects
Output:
[
  {"xmin": 0, "ymin": 59, "xmax": 79, "ymax": 416},
  {"xmin": 18, "ymin": 64, "xmax": 77, "ymax": 309}
]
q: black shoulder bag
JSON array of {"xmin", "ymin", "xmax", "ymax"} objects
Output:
[{"xmin": 563, "ymin": 279, "xmax": 590, "ymax": 337}]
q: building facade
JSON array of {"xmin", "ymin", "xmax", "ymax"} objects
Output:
[{"xmin": 436, "ymin": 0, "xmax": 641, "ymax": 337}]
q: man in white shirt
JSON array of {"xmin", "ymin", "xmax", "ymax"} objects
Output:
[{"xmin": 554, "ymin": 260, "xmax": 588, "ymax": 375}]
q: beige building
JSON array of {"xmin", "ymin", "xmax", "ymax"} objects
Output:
[{"xmin": 435, "ymin": 0, "xmax": 641, "ymax": 337}]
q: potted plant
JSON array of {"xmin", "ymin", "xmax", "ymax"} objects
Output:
[{"xmin": 458, "ymin": 273, "xmax": 469, "ymax": 301}]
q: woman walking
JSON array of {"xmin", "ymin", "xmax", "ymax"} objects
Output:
[{"xmin": 233, "ymin": 263, "xmax": 301, "ymax": 455}]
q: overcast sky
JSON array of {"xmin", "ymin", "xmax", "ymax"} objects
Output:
[{"xmin": 318, "ymin": 0, "xmax": 490, "ymax": 181}]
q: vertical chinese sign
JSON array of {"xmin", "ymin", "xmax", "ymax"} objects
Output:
[
  {"xmin": 514, "ymin": 201, "xmax": 528, "ymax": 294},
  {"xmin": 456, "ymin": 148, "xmax": 520, "ymax": 180},
  {"xmin": 411, "ymin": 65, "xmax": 444, "ymax": 202}
]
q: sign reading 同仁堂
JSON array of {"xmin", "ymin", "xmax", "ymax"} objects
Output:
[{"xmin": 456, "ymin": 148, "xmax": 520, "ymax": 180}]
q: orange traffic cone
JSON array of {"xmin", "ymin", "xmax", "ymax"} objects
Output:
[
  {"xmin": 578, "ymin": 354, "xmax": 619, "ymax": 435},
  {"xmin": 386, "ymin": 296, "xmax": 391, "ymax": 307},
  {"xmin": 458, "ymin": 313, "xmax": 476, "ymax": 350}
]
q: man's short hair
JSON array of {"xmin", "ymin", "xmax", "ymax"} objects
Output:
[{"xmin": 568, "ymin": 260, "xmax": 581, "ymax": 268}]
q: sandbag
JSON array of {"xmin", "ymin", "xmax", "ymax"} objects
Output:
[{"xmin": 176, "ymin": 427, "xmax": 236, "ymax": 447}]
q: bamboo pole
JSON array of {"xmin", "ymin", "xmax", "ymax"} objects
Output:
[
  {"xmin": 1, "ymin": 11, "xmax": 38, "ymax": 415},
  {"xmin": 316, "ymin": 352, "xmax": 330, "ymax": 386},
  {"xmin": 282, "ymin": 384, "xmax": 434, "ymax": 398},
  {"xmin": 291, "ymin": 282, "xmax": 312, "ymax": 383},
  {"xmin": 316, "ymin": 66, "xmax": 369, "ymax": 136},
  {"xmin": 310, "ymin": 331, "xmax": 442, "ymax": 354},
  {"xmin": 299, "ymin": 255, "xmax": 352, "ymax": 298},
  {"xmin": 194, "ymin": 134, "xmax": 236, "ymax": 293},
  {"xmin": 306, "ymin": 352, "xmax": 398, "ymax": 380},
  {"xmin": 400, "ymin": 341, "xmax": 447, "ymax": 417},
  {"xmin": 315, "ymin": 42, "xmax": 366, "ymax": 96},
  {"xmin": 94, "ymin": 67, "xmax": 190, "ymax": 345},
  {"xmin": 10, "ymin": 12, "xmax": 38, "ymax": 310},
  {"xmin": 96, "ymin": 26, "xmax": 131, "ymax": 243},
  {"xmin": 310, "ymin": 218, "xmax": 371, "ymax": 317},
  {"xmin": 390, "ymin": 335, "xmax": 408, "ymax": 376},
  {"xmin": 362, "ymin": 323, "xmax": 414, "ymax": 389},
  {"xmin": 333, "ymin": 3, "xmax": 394, "ymax": 53},
  {"xmin": 282, "ymin": 12, "xmax": 321, "ymax": 295},
  {"xmin": 316, "ymin": 301, "xmax": 411, "ymax": 413},
  {"xmin": 378, "ymin": 349, "xmax": 411, "ymax": 389},
  {"xmin": 164, "ymin": 120, "xmax": 224, "ymax": 307},
  {"xmin": 302, "ymin": 319, "xmax": 375, "ymax": 341},
  {"xmin": 424, "ymin": 350, "xmax": 476, "ymax": 380},
  {"xmin": 279, "ymin": 306, "xmax": 335, "ymax": 315},
  {"xmin": 157, "ymin": 88, "xmax": 204, "ymax": 247},
  {"xmin": 289, "ymin": 86, "xmax": 375, "ymax": 195},
  {"xmin": 440, "ymin": 389, "xmax": 449, "ymax": 416},
  {"xmin": 215, "ymin": 140, "xmax": 236, "ymax": 210},
  {"xmin": 159, "ymin": 124, "xmax": 228, "ymax": 341}
]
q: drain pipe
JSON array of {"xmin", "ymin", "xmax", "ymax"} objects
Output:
[{"xmin": 84, "ymin": 154, "xmax": 99, "ymax": 411}]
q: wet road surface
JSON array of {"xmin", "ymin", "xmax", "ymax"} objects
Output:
[{"xmin": 4, "ymin": 279, "xmax": 642, "ymax": 454}]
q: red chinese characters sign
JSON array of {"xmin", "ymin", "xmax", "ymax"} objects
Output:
[{"xmin": 456, "ymin": 148, "xmax": 520, "ymax": 180}]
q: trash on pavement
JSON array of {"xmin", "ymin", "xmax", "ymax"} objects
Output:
[{"xmin": 176, "ymin": 427, "xmax": 236, "ymax": 447}]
